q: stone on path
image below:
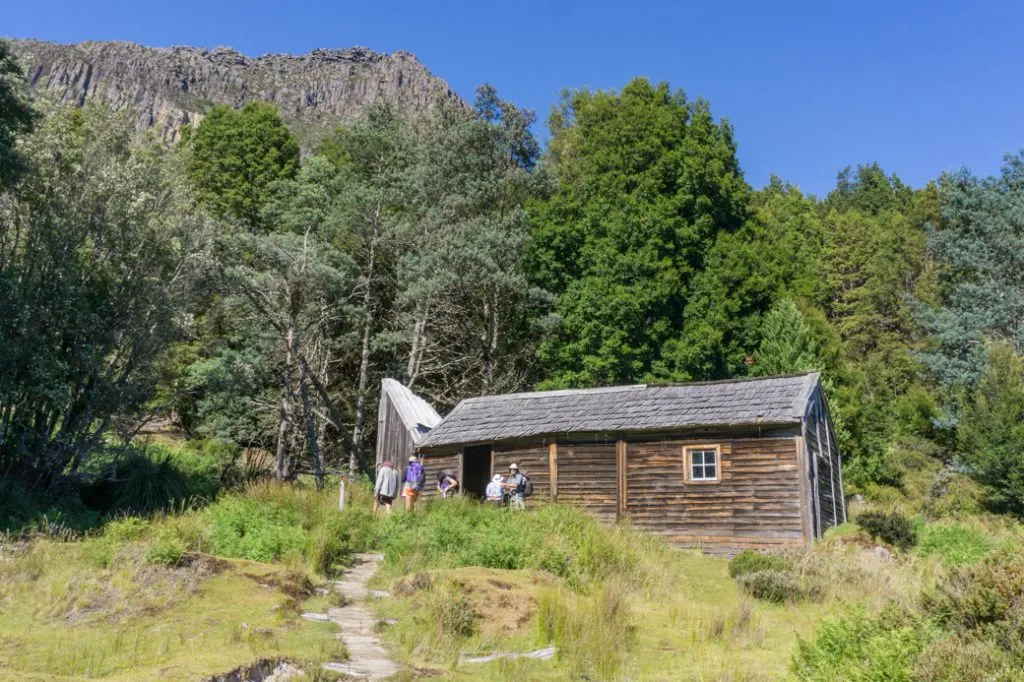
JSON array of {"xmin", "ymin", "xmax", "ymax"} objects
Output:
[
  {"xmin": 323, "ymin": 553, "xmax": 401, "ymax": 681},
  {"xmin": 460, "ymin": 645, "xmax": 557, "ymax": 665}
]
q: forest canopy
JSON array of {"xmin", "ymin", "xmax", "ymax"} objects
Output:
[{"xmin": 3, "ymin": 38, "xmax": 1024, "ymax": 515}]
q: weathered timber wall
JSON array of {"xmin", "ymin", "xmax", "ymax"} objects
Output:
[
  {"xmin": 625, "ymin": 437, "xmax": 804, "ymax": 552},
  {"xmin": 376, "ymin": 391, "xmax": 416, "ymax": 467},
  {"xmin": 557, "ymin": 442, "xmax": 617, "ymax": 521},
  {"xmin": 492, "ymin": 444, "xmax": 551, "ymax": 499},
  {"xmin": 804, "ymin": 387, "xmax": 844, "ymax": 536},
  {"xmin": 418, "ymin": 453, "xmax": 460, "ymax": 500}
]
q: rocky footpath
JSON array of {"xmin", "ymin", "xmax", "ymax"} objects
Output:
[{"xmin": 9, "ymin": 38, "xmax": 458, "ymax": 143}]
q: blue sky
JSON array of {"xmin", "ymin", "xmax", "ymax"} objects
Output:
[{"xmin": 5, "ymin": 1, "xmax": 1023, "ymax": 196}]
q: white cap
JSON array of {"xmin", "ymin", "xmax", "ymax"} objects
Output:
[
  {"xmin": 508, "ymin": 463, "xmax": 518, "ymax": 470},
  {"xmin": 492, "ymin": 474, "xmax": 503, "ymax": 482},
  {"xmin": 408, "ymin": 455, "xmax": 417, "ymax": 462}
]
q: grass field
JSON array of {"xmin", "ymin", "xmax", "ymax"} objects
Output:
[{"xmin": 1, "ymin": 471, "xmax": 1020, "ymax": 681}]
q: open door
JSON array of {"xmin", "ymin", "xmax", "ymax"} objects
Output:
[{"xmin": 462, "ymin": 445, "xmax": 492, "ymax": 499}]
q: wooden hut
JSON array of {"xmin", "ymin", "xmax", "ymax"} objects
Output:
[
  {"xmin": 374, "ymin": 379, "xmax": 442, "ymax": 468},
  {"xmin": 403, "ymin": 372, "xmax": 844, "ymax": 553}
]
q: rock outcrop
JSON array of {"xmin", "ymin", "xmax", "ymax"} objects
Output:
[{"xmin": 9, "ymin": 39, "xmax": 457, "ymax": 143}]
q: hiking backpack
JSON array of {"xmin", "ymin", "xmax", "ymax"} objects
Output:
[{"xmin": 522, "ymin": 474, "xmax": 534, "ymax": 498}]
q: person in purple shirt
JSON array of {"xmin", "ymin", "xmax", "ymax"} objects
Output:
[{"xmin": 403, "ymin": 455, "xmax": 426, "ymax": 511}]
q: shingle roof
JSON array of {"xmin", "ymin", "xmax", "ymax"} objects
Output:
[
  {"xmin": 418, "ymin": 372, "xmax": 820, "ymax": 449},
  {"xmin": 381, "ymin": 378, "xmax": 442, "ymax": 444}
]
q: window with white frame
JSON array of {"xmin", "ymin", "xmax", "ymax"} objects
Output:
[{"xmin": 685, "ymin": 446, "xmax": 720, "ymax": 482}]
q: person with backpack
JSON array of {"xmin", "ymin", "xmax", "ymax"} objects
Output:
[
  {"xmin": 503, "ymin": 463, "xmax": 530, "ymax": 510},
  {"xmin": 403, "ymin": 455, "xmax": 426, "ymax": 511},
  {"xmin": 373, "ymin": 460, "xmax": 400, "ymax": 516}
]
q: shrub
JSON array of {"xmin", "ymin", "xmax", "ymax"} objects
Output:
[
  {"xmin": 729, "ymin": 550, "xmax": 791, "ymax": 578},
  {"xmin": 792, "ymin": 603, "xmax": 936, "ymax": 681},
  {"xmin": 104, "ymin": 516, "xmax": 151, "ymax": 543},
  {"xmin": 737, "ymin": 569, "xmax": 803, "ymax": 603},
  {"xmin": 206, "ymin": 496, "xmax": 306, "ymax": 563},
  {"xmin": 856, "ymin": 510, "xmax": 917, "ymax": 550},
  {"xmin": 913, "ymin": 633, "xmax": 1017, "ymax": 682},
  {"xmin": 921, "ymin": 547, "xmax": 1024, "ymax": 632},
  {"xmin": 146, "ymin": 534, "xmax": 187, "ymax": 567},
  {"xmin": 916, "ymin": 522, "xmax": 994, "ymax": 567}
]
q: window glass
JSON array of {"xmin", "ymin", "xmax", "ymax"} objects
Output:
[{"xmin": 689, "ymin": 448, "xmax": 719, "ymax": 481}]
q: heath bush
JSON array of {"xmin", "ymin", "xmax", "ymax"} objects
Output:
[
  {"xmin": 737, "ymin": 569, "xmax": 803, "ymax": 603},
  {"xmin": 729, "ymin": 550, "xmax": 792, "ymax": 578},
  {"xmin": 857, "ymin": 510, "xmax": 918, "ymax": 550}
]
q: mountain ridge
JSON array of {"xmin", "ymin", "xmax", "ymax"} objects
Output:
[{"xmin": 8, "ymin": 38, "xmax": 458, "ymax": 144}]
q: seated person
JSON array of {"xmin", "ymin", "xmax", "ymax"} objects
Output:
[{"xmin": 485, "ymin": 474, "xmax": 504, "ymax": 504}]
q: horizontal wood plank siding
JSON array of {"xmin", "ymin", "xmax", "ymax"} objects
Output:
[
  {"xmin": 557, "ymin": 443, "xmax": 617, "ymax": 521},
  {"xmin": 492, "ymin": 444, "xmax": 551, "ymax": 499},
  {"xmin": 626, "ymin": 437, "xmax": 805, "ymax": 552}
]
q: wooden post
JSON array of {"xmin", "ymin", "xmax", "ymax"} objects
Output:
[
  {"xmin": 457, "ymin": 450, "xmax": 465, "ymax": 497},
  {"xmin": 338, "ymin": 475, "xmax": 346, "ymax": 511},
  {"xmin": 616, "ymin": 439, "xmax": 627, "ymax": 521},
  {"xmin": 549, "ymin": 441, "xmax": 558, "ymax": 501}
]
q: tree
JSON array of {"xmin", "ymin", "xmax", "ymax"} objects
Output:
[
  {"xmin": 917, "ymin": 152, "xmax": 1024, "ymax": 388},
  {"xmin": 752, "ymin": 299, "xmax": 822, "ymax": 376},
  {"xmin": 0, "ymin": 39, "xmax": 36, "ymax": 188},
  {"xmin": 319, "ymin": 105, "xmax": 414, "ymax": 475},
  {"xmin": 958, "ymin": 343, "xmax": 1024, "ymax": 515},
  {"xmin": 219, "ymin": 157, "xmax": 356, "ymax": 486},
  {"xmin": 393, "ymin": 88, "xmax": 548, "ymax": 407},
  {"xmin": 0, "ymin": 106, "xmax": 210, "ymax": 484},
  {"xmin": 529, "ymin": 79, "xmax": 750, "ymax": 387},
  {"xmin": 186, "ymin": 103, "xmax": 300, "ymax": 228}
]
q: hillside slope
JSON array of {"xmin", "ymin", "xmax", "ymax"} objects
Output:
[{"xmin": 8, "ymin": 38, "xmax": 457, "ymax": 143}]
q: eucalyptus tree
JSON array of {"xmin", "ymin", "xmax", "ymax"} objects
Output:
[
  {"xmin": 393, "ymin": 87, "xmax": 549, "ymax": 408},
  {"xmin": 320, "ymin": 105, "xmax": 414, "ymax": 476},
  {"xmin": 0, "ymin": 106, "xmax": 211, "ymax": 484},
  {"xmin": 0, "ymin": 39, "xmax": 36, "ymax": 188},
  {"xmin": 221, "ymin": 157, "xmax": 356, "ymax": 487},
  {"xmin": 918, "ymin": 152, "xmax": 1024, "ymax": 388}
]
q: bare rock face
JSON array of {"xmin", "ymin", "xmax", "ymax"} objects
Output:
[{"xmin": 9, "ymin": 39, "xmax": 458, "ymax": 144}]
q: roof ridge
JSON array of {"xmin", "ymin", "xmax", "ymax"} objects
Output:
[{"xmin": 458, "ymin": 371, "xmax": 820, "ymax": 405}]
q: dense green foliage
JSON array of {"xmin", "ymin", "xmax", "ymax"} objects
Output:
[
  {"xmin": 957, "ymin": 343, "xmax": 1024, "ymax": 514},
  {"xmin": 185, "ymin": 102, "xmax": 300, "ymax": 227},
  {"xmin": 856, "ymin": 510, "xmax": 918, "ymax": 550},
  {"xmin": 3, "ymin": 46, "xmax": 1024, "ymax": 524},
  {"xmin": 795, "ymin": 547, "xmax": 1024, "ymax": 681},
  {"xmin": 728, "ymin": 549, "xmax": 792, "ymax": 578},
  {"xmin": 0, "ymin": 106, "xmax": 210, "ymax": 486},
  {"xmin": 0, "ymin": 40, "xmax": 36, "ymax": 187},
  {"xmin": 529, "ymin": 79, "xmax": 750, "ymax": 385}
]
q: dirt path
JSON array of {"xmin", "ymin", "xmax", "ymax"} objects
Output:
[{"xmin": 319, "ymin": 553, "xmax": 400, "ymax": 681}]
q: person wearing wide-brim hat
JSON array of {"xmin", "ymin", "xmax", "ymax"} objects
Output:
[
  {"xmin": 485, "ymin": 473, "xmax": 504, "ymax": 505},
  {"xmin": 503, "ymin": 463, "xmax": 527, "ymax": 510}
]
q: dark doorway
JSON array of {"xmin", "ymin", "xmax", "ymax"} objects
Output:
[{"xmin": 462, "ymin": 445, "xmax": 492, "ymax": 498}]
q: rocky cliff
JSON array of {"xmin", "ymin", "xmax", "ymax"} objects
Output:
[{"xmin": 9, "ymin": 39, "xmax": 457, "ymax": 143}]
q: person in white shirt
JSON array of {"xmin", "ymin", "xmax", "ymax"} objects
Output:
[{"xmin": 485, "ymin": 474, "xmax": 504, "ymax": 506}]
